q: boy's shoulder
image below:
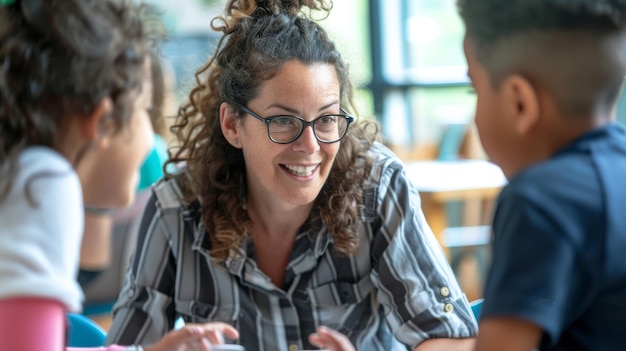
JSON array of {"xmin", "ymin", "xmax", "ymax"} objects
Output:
[
  {"xmin": 510, "ymin": 123, "xmax": 626, "ymax": 193},
  {"xmin": 501, "ymin": 123, "xmax": 626, "ymax": 228},
  {"xmin": 506, "ymin": 151, "xmax": 597, "ymax": 205}
]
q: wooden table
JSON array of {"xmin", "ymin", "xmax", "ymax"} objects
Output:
[{"xmin": 405, "ymin": 160, "xmax": 507, "ymax": 255}]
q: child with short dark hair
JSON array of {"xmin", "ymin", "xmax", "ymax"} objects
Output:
[{"xmin": 457, "ymin": 0, "xmax": 626, "ymax": 350}]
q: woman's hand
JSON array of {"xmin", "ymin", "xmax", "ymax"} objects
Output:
[
  {"xmin": 309, "ymin": 326, "xmax": 355, "ymax": 351},
  {"xmin": 144, "ymin": 322, "xmax": 239, "ymax": 351}
]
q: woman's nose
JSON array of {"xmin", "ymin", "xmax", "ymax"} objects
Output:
[{"xmin": 292, "ymin": 125, "xmax": 320, "ymax": 153}]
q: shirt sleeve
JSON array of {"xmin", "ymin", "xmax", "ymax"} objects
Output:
[
  {"xmin": 370, "ymin": 158, "xmax": 478, "ymax": 347},
  {"xmin": 481, "ymin": 188, "xmax": 593, "ymax": 346},
  {"xmin": 0, "ymin": 150, "xmax": 84, "ymax": 312},
  {"xmin": 105, "ymin": 191, "xmax": 177, "ymax": 346},
  {"xmin": 0, "ymin": 297, "xmax": 66, "ymax": 351}
]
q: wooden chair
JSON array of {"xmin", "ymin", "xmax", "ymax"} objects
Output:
[
  {"xmin": 438, "ymin": 123, "xmax": 493, "ymax": 302},
  {"xmin": 388, "ymin": 123, "xmax": 495, "ymax": 301}
]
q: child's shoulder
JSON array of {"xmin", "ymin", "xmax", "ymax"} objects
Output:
[
  {"xmin": 504, "ymin": 152, "xmax": 599, "ymax": 214},
  {"xmin": 18, "ymin": 146, "xmax": 73, "ymax": 175},
  {"xmin": 11, "ymin": 147, "xmax": 77, "ymax": 195},
  {"xmin": 511, "ymin": 123, "xmax": 626, "ymax": 193},
  {"xmin": 502, "ymin": 124, "xmax": 626, "ymax": 219}
]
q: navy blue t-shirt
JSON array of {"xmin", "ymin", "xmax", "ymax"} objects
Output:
[{"xmin": 482, "ymin": 123, "xmax": 626, "ymax": 350}]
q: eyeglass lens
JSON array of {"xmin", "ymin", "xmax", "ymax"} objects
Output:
[{"xmin": 268, "ymin": 115, "xmax": 348, "ymax": 143}]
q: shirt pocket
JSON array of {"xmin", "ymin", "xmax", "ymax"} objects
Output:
[
  {"xmin": 175, "ymin": 299, "xmax": 239, "ymax": 324},
  {"xmin": 307, "ymin": 275, "xmax": 374, "ymax": 332}
]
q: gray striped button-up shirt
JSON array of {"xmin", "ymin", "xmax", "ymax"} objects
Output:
[{"xmin": 105, "ymin": 143, "xmax": 477, "ymax": 351}]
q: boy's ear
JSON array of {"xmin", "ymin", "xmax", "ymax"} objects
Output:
[
  {"xmin": 81, "ymin": 97, "xmax": 113, "ymax": 144},
  {"xmin": 219, "ymin": 102, "xmax": 242, "ymax": 148},
  {"xmin": 501, "ymin": 74, "xmax": 539, "ymax": 135}
]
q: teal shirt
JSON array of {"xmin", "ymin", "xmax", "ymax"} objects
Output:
[{"xmin": 137, "ymin": 134, "xmax": 168, "ymax": 191}]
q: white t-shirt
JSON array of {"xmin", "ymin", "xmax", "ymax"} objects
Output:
[{"xmin": 0, "ymin": 147, "xmax": 84, "ymax": 312}]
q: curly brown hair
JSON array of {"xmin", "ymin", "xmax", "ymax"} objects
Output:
[
  {"xmin": 167, "ymin": 0, "xmax": 381, "ymax": 260},
  {"xmin": 0, "ymin": 0, "xmax": 154, "ymax": 202}
]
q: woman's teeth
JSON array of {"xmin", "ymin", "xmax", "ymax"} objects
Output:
[{"xmin": 285, "ymin": 164, "xmax": 316, "ymax": 177}]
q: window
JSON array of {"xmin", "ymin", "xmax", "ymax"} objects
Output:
[
  {"xmin": 316, "ymin": 0, "xmax": 375, "ymax": 119},
  {"xmin": 147, "ymin": 0, "xmax": 376, "ymax": 121},
  {"xmin": 370, "ymin": 0, "xmax": 475, "ymax": 150}
]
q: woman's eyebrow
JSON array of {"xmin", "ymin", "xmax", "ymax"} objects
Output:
[{"xmin": 266, "ymin": 101, "xmax": 340, "ymax": 115}]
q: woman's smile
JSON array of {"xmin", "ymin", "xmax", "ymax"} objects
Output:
[{"xmin": 281, "ymin": 163, "xmax": 320, "ymax": 177}]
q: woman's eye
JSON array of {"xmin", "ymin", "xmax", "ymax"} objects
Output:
[
  {"xmin": 319, "ymin": 116, "xmax": 337, "ymax": 124},
  {"xmin": 274, "ymin": 117, "xmax": 295, "ymax": 125}
]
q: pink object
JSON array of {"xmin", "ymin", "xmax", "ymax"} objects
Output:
[
  {"xmin": 67, "ymin": 347, "xmax": 127, "ymax": 351},
  {"xmin": 0, "ymin": 297, "xmax": 66, "ymax": 351}
]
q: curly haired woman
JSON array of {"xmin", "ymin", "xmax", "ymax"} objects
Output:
[{"xmin": 106, "ymin": 1, "xmax": 477, "ymax": 350}]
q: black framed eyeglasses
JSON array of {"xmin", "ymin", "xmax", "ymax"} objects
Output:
[{"xmin": 234, "ymin": 104, "xmax": 354, "ymax": 144}]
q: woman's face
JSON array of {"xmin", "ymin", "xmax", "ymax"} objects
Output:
[
  {"xmin": 235, "ymin": 60, "xmax": 342, "ymax": 209},
  {"xmin": 80, "ymin": 71, "xmax": 154, "ymax": 208}
]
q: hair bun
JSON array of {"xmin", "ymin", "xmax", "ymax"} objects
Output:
[
  {"xmin": 226, "ymin": 0, "xmax": 331, "ymax": 17},
  {"xmin": 274, "ymin": 0, "xmax": 332, "ymax": 15},
  {"xmin": 215, "ymin": 0, "xmax": 331, "ymax": 35}
]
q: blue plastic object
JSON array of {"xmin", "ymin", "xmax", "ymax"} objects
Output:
[
  {"xmin": 67, "ymin": 313, "xmax": 107, "ymax": 347},
  {"xmin": 470, "ymin": 298, "xmax": 484, "ymax": 322}
]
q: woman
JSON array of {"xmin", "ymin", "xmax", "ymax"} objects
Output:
[{"xmin": 106, "ymin": 0, "xmax": 477, "ymax": 350}]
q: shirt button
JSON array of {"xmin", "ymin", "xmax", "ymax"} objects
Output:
[
  {"xmin": 444, "ymin": 303, "xmax": 454, "ymax": 313},
  {"xmin": 288, "ymin": 344, "xmax": 299, "ymax": 351},
  {"xmin": 440, "ymin": 286, "xmax": 450, "ymax": 297}
]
